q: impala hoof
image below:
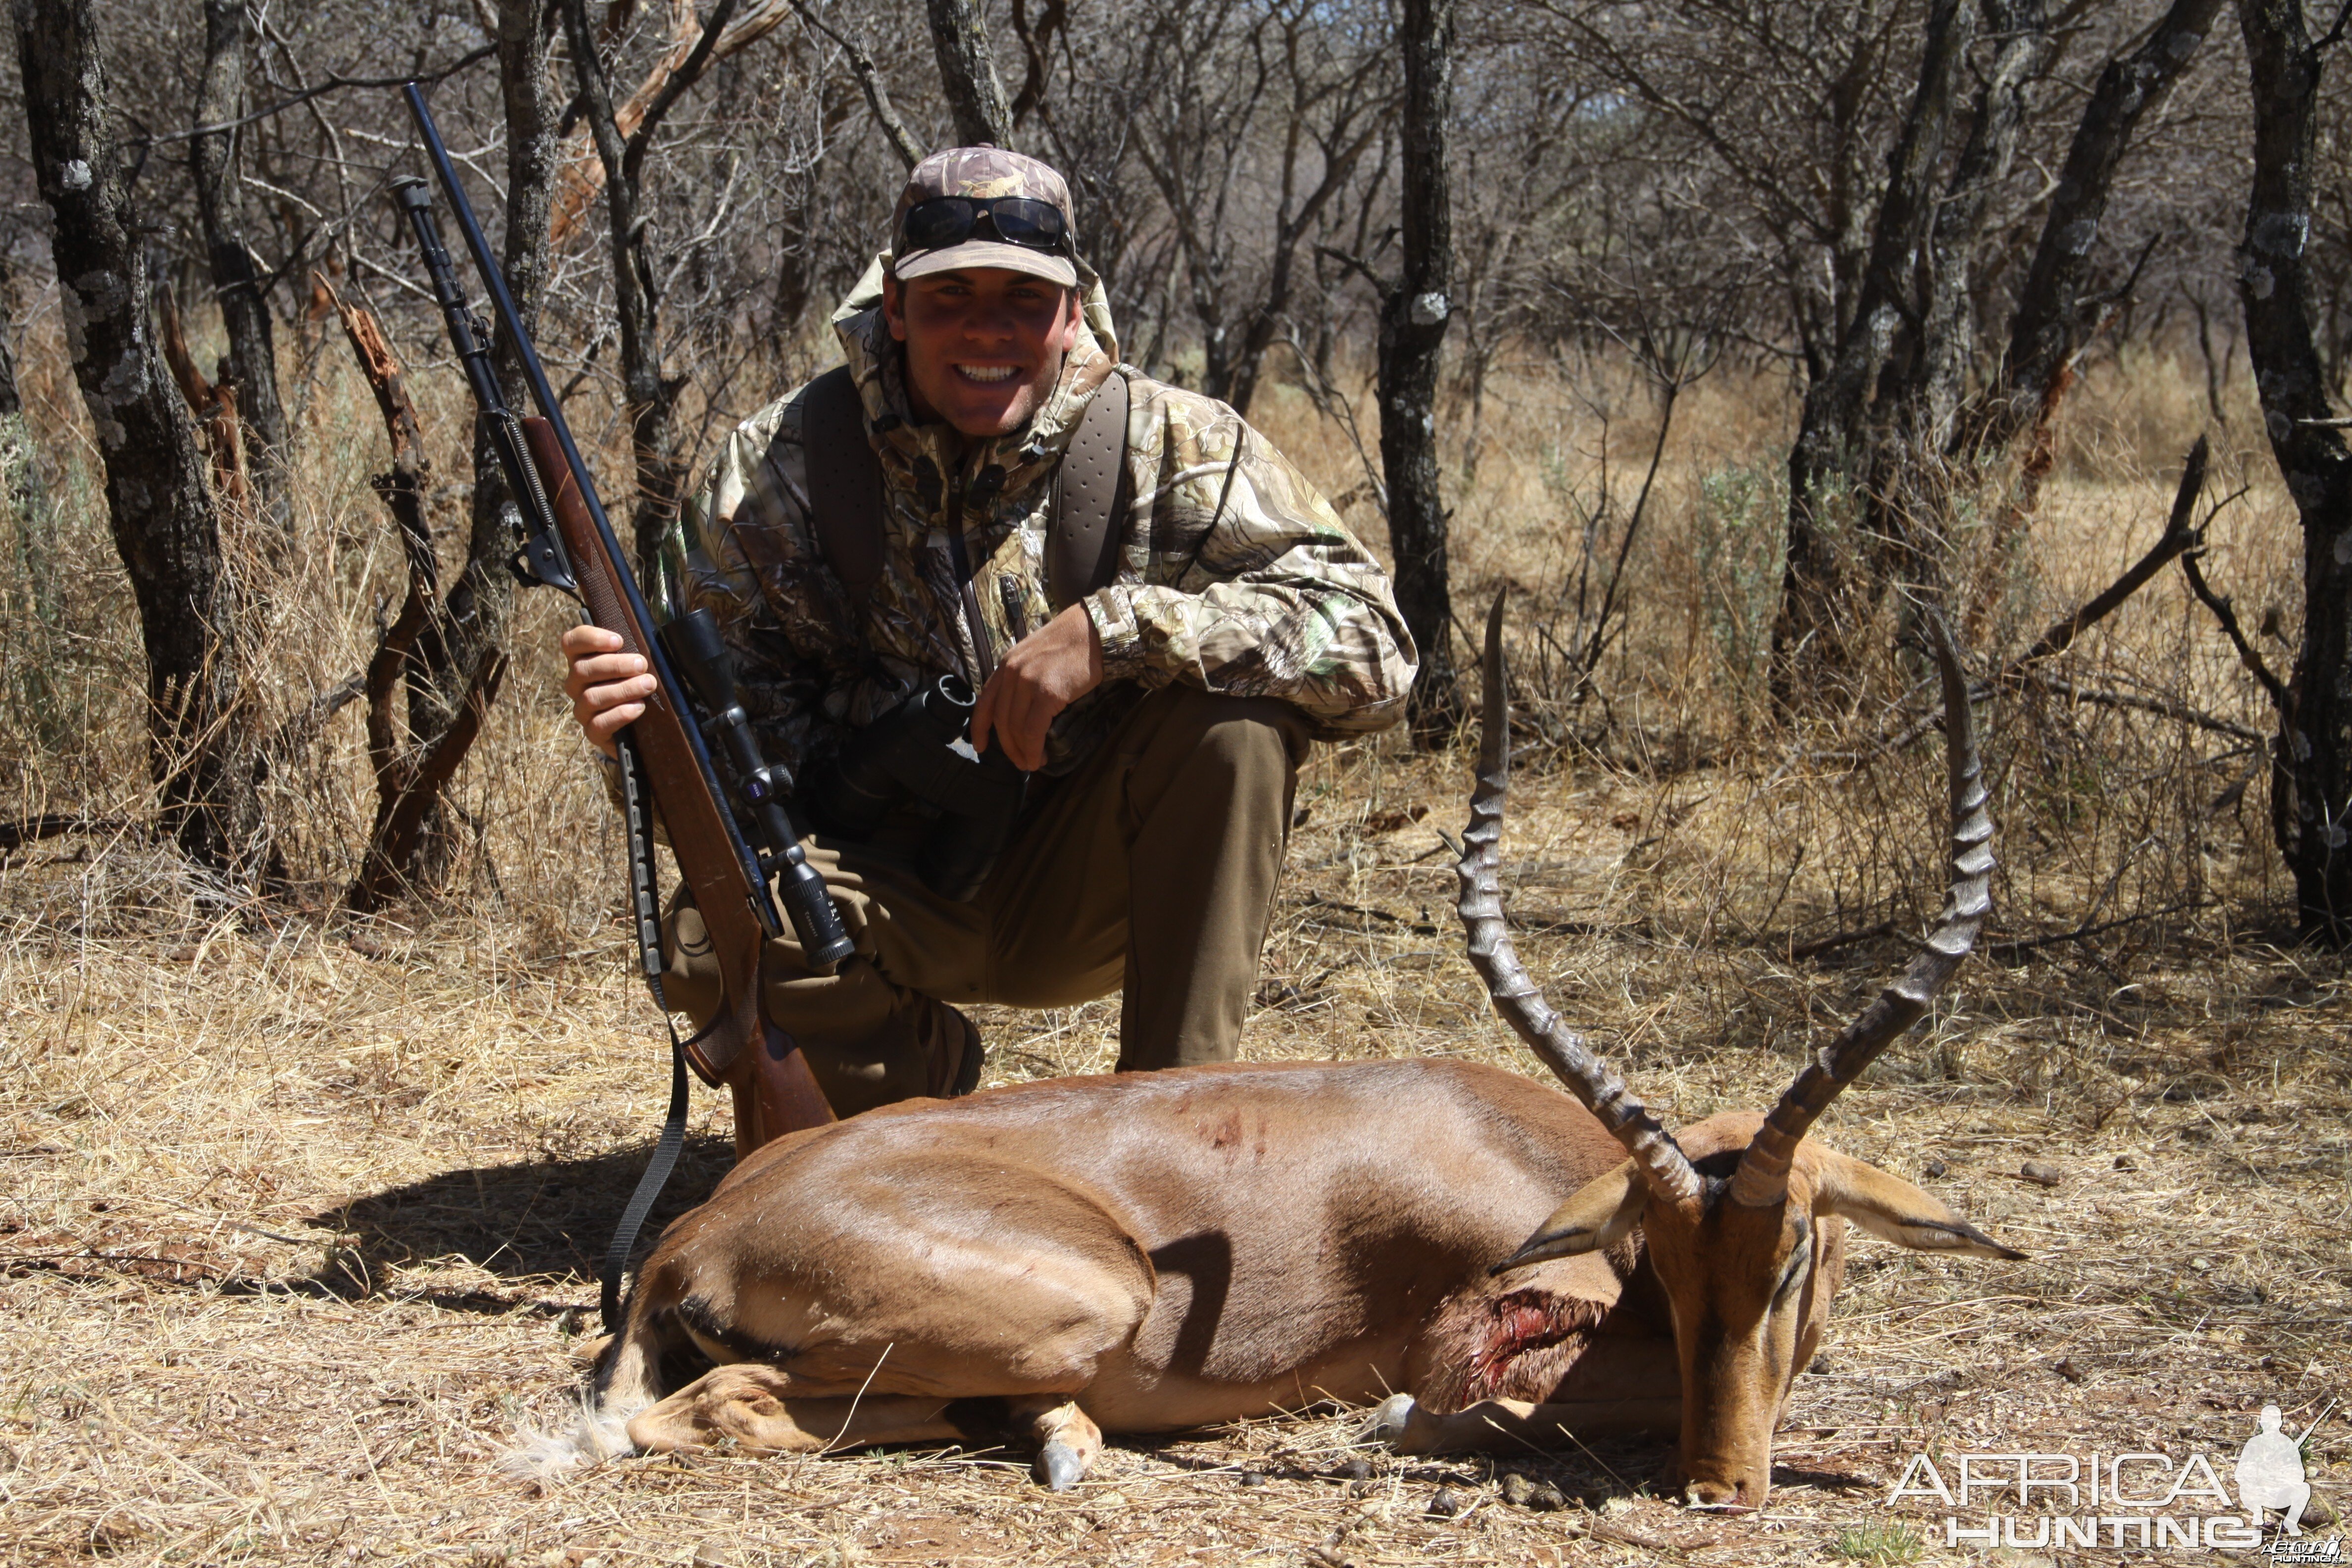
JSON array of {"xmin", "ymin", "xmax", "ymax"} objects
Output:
[
  {"xmin": 1036, "ymin": 1440, "xmax": 1084, "ymax": 1491},
  {"xmin": 1371, "ymin": 1394, "xmax": 1418, "ymax": 1447}
]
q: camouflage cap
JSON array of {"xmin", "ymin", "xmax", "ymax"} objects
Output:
[{"xmin": 890, "ymin": 147, "xmax": 1079, "ymax": 288}]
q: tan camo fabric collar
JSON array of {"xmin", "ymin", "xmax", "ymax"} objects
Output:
[{"xmin": 827, "ymin": 254, "xmax": 1121, "ymax": 499}]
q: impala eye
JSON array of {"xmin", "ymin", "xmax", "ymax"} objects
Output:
[{"xmin": 1774, "ymin": 1241, "xmax": 1811, "ymax": 1302}]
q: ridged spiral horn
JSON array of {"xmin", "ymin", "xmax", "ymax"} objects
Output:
[
  {"xmin": 1728, "ymin": 609, "xmax": 1996, "ymax": 1209},
  {"xmin": 1456, "ymin": 591, "xmax": 1702, "ymax": 1209}
]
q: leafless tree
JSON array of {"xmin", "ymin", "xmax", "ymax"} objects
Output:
[
  {"xmin": 12, "ymin": 0, "xmax": 259, "ymax": 875},
  {"xmin": 562, "ymin": 0, "xmax": 743, "ymax": 579},
  {"xmin": 1971, "ymin": 0, "xmax": 2228, "ymax": 457},
  {"xmin": 2219, "ymin": 0, "xmax": 2352, "ymax": 942},
  {"xmin": 189, "ymin": 0, "xmax": 289, "ymax": 536},
  {"xmin": 1377, "ymin": 0, "xmax": 1460, "ymax": 743},
  {"xmin": 1130, "ymin": 0, "xmax": 1393, "ymax": 413},
  {"xmin": 927, "ymin": 0, "xmax": 1015, "ymax": 148}
]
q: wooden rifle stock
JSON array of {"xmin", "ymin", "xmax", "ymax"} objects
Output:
[{"xmin": 519, "ymin": 418, "xmax": 834, "ymax": 1154}]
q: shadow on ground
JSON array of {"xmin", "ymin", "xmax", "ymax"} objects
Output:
[{"xmin": 303, "ymin": 1132, "xmax": 736, "ymax": 1286}]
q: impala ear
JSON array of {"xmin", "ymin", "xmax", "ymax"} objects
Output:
[
  {"xmin": 1492, "ymin": 1160, "xmax": 1647, "ymax": 1274},
  {"xmin": 1812, "ymin": 1151, "xmax": 2025, "ymax": 1260}
]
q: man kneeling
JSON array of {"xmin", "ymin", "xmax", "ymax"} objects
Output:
[{"xmin": 563, "ymin": 147, "xmax": 1414, "ymax": 1129}]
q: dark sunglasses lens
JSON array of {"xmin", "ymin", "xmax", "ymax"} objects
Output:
[
  {"xmin": 902, "ymin": 198, "xmax": 978, "ymax": 251},
  {"xmin": 986, "ymin": 199, "xmax": 1067, "ymax": 247}
]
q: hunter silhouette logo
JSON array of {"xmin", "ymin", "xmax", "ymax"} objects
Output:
[{"xmin": 2238, "ymin": 1404, "xmax": 2324, "ymax": 1543}]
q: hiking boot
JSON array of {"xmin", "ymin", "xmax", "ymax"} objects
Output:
[
  {"xmin": 797, "ymin": 993, "xmax": 984, "ymax": 1116},
  {"xmin": 925, "ymin": 996, "xmax": 985, "ymax": 1099}
]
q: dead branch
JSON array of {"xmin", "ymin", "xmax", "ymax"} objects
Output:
[
  {"xmin": 1986, "ymin": 899, "xmax": 2206, "ymax": 958},
  {"xmin": 259, "ymin": 673, "xmax": 365, "ymax": 777},
  {"xmin": 317, "ymin": 271, "xmax": 506, "ymax": 913},
  {"xmin": 2019, "ymin": 672, "xmax": 2265, "ymax": 744},
  {"xmin": 348, "ymin": 649, "xmax": 509, "ymax": 911},
  {"xmin": 791, "ymin": 0, "xmax": 922, "ymax": 169},
  {"xmin": 547, "ymin": 0, "xmax": 794, "ymax": 241},
  {"xmin": 155, "ymin": 280, "xmax": 249, "ymax": 510},
  {"xmin": 1877, "ymin": 668, "xmax": 2263, "ymax": 766},
  {"xmin": 1885, "ymin": 442, "xmax": 2217, "ymax": 751},
  {"xmin": 1788, "ymin": 919, "xmax": 1896, "ymax": 962},
  {"xmin": 2179, "ymin": 546, "xmax": 2292, "ymax": 713},
  {"xmin": 2016, "ymin": 435, "xmax": 2206, "ymax": 666},
  {"xmin": 0, "ymin": 815, "xmax": 130, "ymax": 854},
  {"xmin": 319, "ymin": 269, "xmax": 439, "ymax": 800}
]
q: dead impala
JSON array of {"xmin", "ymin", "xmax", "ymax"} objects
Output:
[{"xmin": 555, "ymin": 600, "xmax": 2017, "ymax": 1509}]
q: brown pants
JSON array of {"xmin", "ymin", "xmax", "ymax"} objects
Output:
[{"xmin": 664, "ymin": 686, "xmax": 1309, "ymax": 1115}]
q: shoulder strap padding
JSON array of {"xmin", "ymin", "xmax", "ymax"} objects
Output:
[
  {"xmin": 802, "ymin": 365, "xmax": 885, "ymax": 608},
  {"xmin": 1049, "ymin": 371, "xmax": 1129, "ymax": 608}
]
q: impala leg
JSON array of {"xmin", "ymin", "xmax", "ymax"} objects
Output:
[
  {"xmin": 627, "ymin": 1364, "xmax": 969, "ymax": 1454},
  {"xmin": 587, "ymin": 1322, "xmax": 672, "ymax": 1450},
  {"xmin": 1009, "ymin": 1396, "xmax": 1103, "ymax": 1491}
]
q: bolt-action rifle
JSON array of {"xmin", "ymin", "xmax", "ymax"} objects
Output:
[{"xmin": 394, "ymin": 87, "xmax": 848, "ymax": 1324}]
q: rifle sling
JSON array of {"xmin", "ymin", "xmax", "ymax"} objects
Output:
[
  {"xmin": 601, "ymin": 732, "xmax": 716, "ymax": 1335},
  {"xmin": 599, "ymin": 1005, "xmax": 688, "ymax": 1335}
]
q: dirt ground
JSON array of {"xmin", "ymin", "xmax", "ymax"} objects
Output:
[{"xmin": 4, "ymin": 726, "xmax": 2348, "ymax": 1568}]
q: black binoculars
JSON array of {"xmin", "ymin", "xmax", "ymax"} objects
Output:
[{"xmin": 806, "ymin": 675, "xmax": 1028, "ymax": 902}]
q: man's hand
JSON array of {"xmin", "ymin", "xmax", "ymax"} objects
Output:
[
  {"xmin": 971, "ymin": 603, "xmax": 1104, "ymax": 772},
  {"xmin": 562, "ymin": 624, "xmax": 657, "ymax": 760}
]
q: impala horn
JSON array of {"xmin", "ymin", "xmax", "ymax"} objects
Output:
[
  {"xmin": 1727, "ymin": 609, "xmax": 1995, "ymax": 1210},
  {"xmin": 1456, "ymin": 591, "xmax": 1702, "ymax": 1209}
]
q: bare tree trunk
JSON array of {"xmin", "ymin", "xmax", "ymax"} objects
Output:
[
  {"xmin": 405, "ymin": 0, "xmax": 555, "ymax": 891},
  {"xmin": 1379, "ymin": 0, "xmax": 1460, "ymax": 746},
  {"xmin": 1864, "ymin": 0, "xmax": 2055, "ymax": 612},
  {"xmin": 14, "ymin": 0, "xmax": 261, "ymax": 874},
  {"xmin": 0, "ymin": 263, "xmax": 18, "ymax": 423},
  {"xmin": 190, "ymin": 0, "xmax": 289, "ymax": 537},
  {"xmin": 466, "ymin": 0, "xmax": 558, "ymax": 605},
  {"xmin": 1772, "ymin": 0, "xmax": 1973, "ymax": 705},
  {"xmin": 563, "ymin": 0, "xmax": 736, "ymax": 584},
  {"xmin": 0, "ymin": 250, "xmax": 64, "ymax": 751},
  {"xmin": 1912, "ymin": 0, "xmax": 2053, "ymax": 447},
  {"xmin": 927, "ymin": 0, "xmax": 1014, "ymax": 148},
  {"xmin": 1977, "ymin": 0, "xmax": 2224, "ymax": 457},
  {"xmin": 1223, "ymin": 108, "xmax": 1382, "ymax": 418},
  {"xmin": 2235, "ymin": 0, "xmax": 2352, "ymax": 943}
]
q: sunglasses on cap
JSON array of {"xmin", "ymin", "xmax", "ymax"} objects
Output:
[{"xmin": 899, "ymin": 196, "xmax": 1072, "ymax": 256}]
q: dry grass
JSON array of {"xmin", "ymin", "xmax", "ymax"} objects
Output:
[{"xmin": 2, "ymin": 312, "xmax": 2349, "ymax": 1565}]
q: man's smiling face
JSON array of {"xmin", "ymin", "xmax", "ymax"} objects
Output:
[{"xmin": 883, "ymin": 267, "xmax": 1084, "ymax": 440}]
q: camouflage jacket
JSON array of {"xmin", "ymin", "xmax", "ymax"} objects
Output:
[{"xmin": 649, "ymin": 259, "xmax": 1416, "ymax": 783}]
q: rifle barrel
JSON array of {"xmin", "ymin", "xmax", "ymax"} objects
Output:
[
  {"xmin": 398, "ymin": 81, "xmax": 853, "ymax": 974},
  {"xmin": 400, "ymin": 82, "xmax": 779, "ymax": 931},
  {"xmin": 401, "ymin": 85, "xmax": 643, "ymax": 636}
]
